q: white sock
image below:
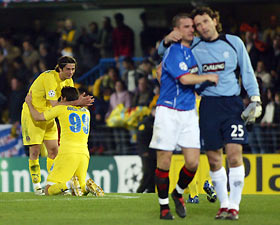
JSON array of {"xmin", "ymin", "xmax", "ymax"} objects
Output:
[
  {"xmin": 85, "ymin": 179, "xmax": 90, "ymax": 192},
  {"xmin": 158, "ymin": 198, "xmax": 169, "ymax": 205},
  {"xmin": 175, "ymin": 184, "xmax": 184, "ymax": 194},
  {"xmin": 228, "ymin": 165, "xmax": 245, "ymax": 211},
  {"xmin": 66, "ymin": 181, "xmax": 71, "ymax": 190},
  {"xmin": 210, "ymin": 167, "xmax": 229, "ymax": 208},
  {"xmin": 33, "ymin": 183, "xmax": 41, "ymax": 190}
]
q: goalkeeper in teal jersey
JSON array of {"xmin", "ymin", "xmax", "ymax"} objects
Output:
[
  {"xmin": 158, "ymin": 6, "xmax": 262, "ymax": 221},
  {"xmin": 190, "ymin": 7, "xmax": 261, "ymax": 220}
]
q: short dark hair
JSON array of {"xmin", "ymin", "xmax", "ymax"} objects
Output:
[
  {"xmin": 172, "ymin": 13, "xmax": 192, "ymax": 28},
  {"xmin": 115, "ymin": 79, "xmax": 127, "ymax": 90},
  {"xmin": 55, "ymin": 56, "xmax": 77, "ymax": 72},
  {"xmin": 61, "ymin": 86, "xmax": 79, "ymax": 101},
  {"xmin": 114, "ymin": 13, "xmax": 124, "ymax": 22},
  {"xmin": 191, "ymin": 6, "xmax": 222, "ymax": 33},
  {"xmin": 123, "ymin": 56, "xmax": 134, "ymax": 65}
]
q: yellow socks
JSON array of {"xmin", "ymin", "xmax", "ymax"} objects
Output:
[
  {"xmin": 46, "ymin": 157, "xmax": 54, "ymax": 173},
  {"xmin": 184, "ymin": 174, "xmax": 198, "ymax": 197},
  {"xmin": 188, "ymin": 175, "xmax": 198, "ymax": 198},
  {"xmin": 29, "ymin": 159, "xmax": 41, "ymax": 184}
]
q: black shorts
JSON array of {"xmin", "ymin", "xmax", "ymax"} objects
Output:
[{"xmin": 199, "ymin": 96, "xmax": 248, "ymax": 151}]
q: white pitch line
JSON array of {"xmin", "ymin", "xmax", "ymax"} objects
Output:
[{"xmin": 0, "ymin": 195, "xmax": 140, "ymax": 202}]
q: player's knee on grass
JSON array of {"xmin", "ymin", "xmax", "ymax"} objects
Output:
[{"xmin": 47, "ymin": 183, "xmax": 68, "ymax": 195}]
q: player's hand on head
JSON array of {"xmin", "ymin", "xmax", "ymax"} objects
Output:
[
  {"xmin": 78, "ymin": 92, "xmax": 95, "ymax": 106},
  {"xmin": 25, "ymin": 90, "xmax": 32, "ymax": 104},
  {"xmin": 165, "ymin": 30, "xmax": 182, "ymax": 44}
]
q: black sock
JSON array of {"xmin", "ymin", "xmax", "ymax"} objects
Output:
[
  {"xmin": 172, "ymin": 188, "xmax": 182, "ymax": 198},
  {"xmin": 174, "ymin": 165, "xmax": 196, "ymax": 198},
  {"xmin": 155, "ymin": 167, "xmax": 169, "ymax": 210},
  {"xmin": 160, "ymin": 204, "xmax": 170, "ymax": 211}
]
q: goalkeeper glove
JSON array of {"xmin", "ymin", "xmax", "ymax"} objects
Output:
[{"xmin": 241, "ymin": 96, "xmax": 262, "ymax": 125}]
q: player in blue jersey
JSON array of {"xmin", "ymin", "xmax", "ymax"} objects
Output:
[
  {"xmin": 189, "ymin": 7, "xmax": 262, "ymax": 220},
  {"xmin": 149, "ymin": 13, "xmax": 218, "ymax": 220}
]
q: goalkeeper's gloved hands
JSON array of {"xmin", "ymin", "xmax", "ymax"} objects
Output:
[{"xmin": 241, "ymin": 96, "xmax": 262, "ymax": 125}]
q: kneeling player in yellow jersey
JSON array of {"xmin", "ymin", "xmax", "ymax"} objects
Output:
[{"xmin": 25, "ymin": 87, "xmax": 103, "ymax": 197}]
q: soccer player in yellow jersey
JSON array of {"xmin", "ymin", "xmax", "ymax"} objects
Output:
[
  {"xmin": 21, "ymin": 56, "xmax": 93, "ymax": 195},
  {"xmin": 25, "ymin": 87, "xmax": 103, "ymax": 196}
]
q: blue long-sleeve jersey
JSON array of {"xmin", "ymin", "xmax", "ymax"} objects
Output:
[{"xmin": 158, "ymin": 34, "xmax": 260, "ymax": 98}]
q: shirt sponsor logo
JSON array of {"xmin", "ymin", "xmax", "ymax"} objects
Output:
[
  {"xmin": 179, "ymin": 62, "xmax": 188, "ymax": 71},
  {"xmin": 48, "ymin": 90, "xmax": 55, "ymax": 97},
  {"xmin": 202, "ymin": 62, "xmax": 225, "ymax": 72}
]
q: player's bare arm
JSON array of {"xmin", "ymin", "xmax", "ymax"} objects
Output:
[
  {"xmin": 179, "ymin": 73, "xmax": 218, "ymax": 85},
  {"xmin": 156, "ymin": 63, "xmax": 162, "ymax": 84},
  {"xmin": 25, "ymin": 91, "xmax": 46, "ymax": 121}
]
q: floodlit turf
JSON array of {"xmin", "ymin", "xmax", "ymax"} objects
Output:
[{"xmin": 0, "ymin": 193, "xmax": 280, "ymax": 225}]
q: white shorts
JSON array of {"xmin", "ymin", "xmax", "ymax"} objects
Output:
[{"xmin": 149, "ymin": 106, "xmax": 200, "ymax": 151}]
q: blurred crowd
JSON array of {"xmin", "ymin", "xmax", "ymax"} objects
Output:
[
  {"xmin": 239, "ymin": 16, "xmax": 280, "ymax": 154},
  {"xmin": 0, "ymin": 11, "xmax": 280, "ymax": 154}
]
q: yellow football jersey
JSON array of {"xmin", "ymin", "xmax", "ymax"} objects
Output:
[
  {"xmin": 44, "ymin": 105, "xmax": 90, "ymax": 156},
  {"xmin": 24, "ymin": 70, "xmax": 74, "ymax": 113}
]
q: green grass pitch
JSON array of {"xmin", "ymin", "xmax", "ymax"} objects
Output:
[{"xmin": 0, "ymin": 193, "xmax": 279, "ymax": 225}]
